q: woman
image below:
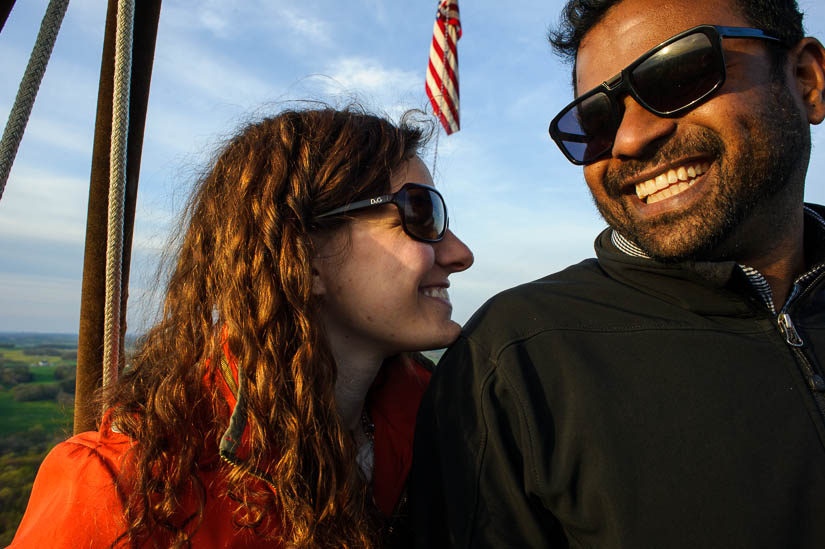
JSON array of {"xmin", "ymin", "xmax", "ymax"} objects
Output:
[{"xmin": 10, "ymin": 106, "xmax": 473, "ymax": 548}]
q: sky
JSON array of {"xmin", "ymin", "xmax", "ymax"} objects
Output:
[{"xmin": 1, "ymin": 0, "xmax": 825, "ymax": 334}]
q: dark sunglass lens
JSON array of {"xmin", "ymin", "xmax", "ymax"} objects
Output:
[
  {"xmin": 631, "ymin": 32, "xmax": 721, "ymax": 113},
  {"xmin": 403, "ymin": 188, "xmax": 445, "ymax": 240},
  {"xmin": 555, "ymin": 92, "xmax": 617, "ymax": 162}
]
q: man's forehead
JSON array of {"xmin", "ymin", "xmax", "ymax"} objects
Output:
[{"xmin": 574, "ymin": 0, "xmax": 749, "ymax": 91}]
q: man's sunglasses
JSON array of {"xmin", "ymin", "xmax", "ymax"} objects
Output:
[
  {"xmin": 315, "ymin": 182, "xmax": 448, "ymax": 243},
  {"xmin": 549, "ymin": 25, "xmax": 782, "ymax": 165}
]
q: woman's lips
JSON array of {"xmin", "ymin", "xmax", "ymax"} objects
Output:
[{"xmin": 420, "ymin": 286, "xmax": 451, "ymax": 305}]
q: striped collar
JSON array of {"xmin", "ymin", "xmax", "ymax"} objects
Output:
[{"xmin": 611, "ymin": 205, "xmax": 825, "ymax": 314}]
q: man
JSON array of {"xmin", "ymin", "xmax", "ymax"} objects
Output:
[{"xmin": 411, "ymin": 0, "xmax": 825, "ymax": 546}]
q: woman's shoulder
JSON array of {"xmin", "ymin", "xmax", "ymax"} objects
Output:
[
  {"xmin": 48, "ymin": 426, "xmax": 132, "ymax": 479},
  {"xmin": 8, "ymin": 428, "xmax": 132, "ymax": 548}
]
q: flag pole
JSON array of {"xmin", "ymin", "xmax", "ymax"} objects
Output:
[
  {"xmin": 432, "ymin": 2, "xmax": 450, "ymax": 178},
  {"xmin": 432, "ymin": 107, "xmax": 441, "ymax": 176},
  {"xmin": 425, "ymin": 0, "xmax": 461, "ymax": 176}
]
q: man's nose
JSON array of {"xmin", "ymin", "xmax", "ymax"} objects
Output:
[{"xmin": 610, "ymin": 95, "xmax": 677, "ymax": 159}]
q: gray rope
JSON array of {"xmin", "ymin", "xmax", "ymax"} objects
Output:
[
  {"xmin": 102, "ymin": 0, "xmax": 135, "ymax": 389},
  {"xmin": 0, "ymin": 0, "xmax": 70, "ymax": 202},
  {"xmin": 431, "ymin": 3, "xmax": 454, "ymax": 179}
]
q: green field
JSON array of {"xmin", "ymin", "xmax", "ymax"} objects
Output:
[
  {"xmin": 27, "ymin": 366, "xmax": 60, "ymax": 384},
  {"xmin": 0, "ymin": 336, "xmax": 75, "ymax": 438},
  {"xmin": 2, "ymin": 348, "xmax": 65, "ymax": 365},
  {"xmin": 0, "ymin": 333, "xmax": 78, "ymax": 545},
  {"xmin": 0, "ymin": 390, "xmax": 73, "ymax": 438}
]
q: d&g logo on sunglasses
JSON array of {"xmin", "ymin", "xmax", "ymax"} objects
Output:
[{"xmin": 371, "ymin": 197, "xmax": 384, "ymax": 204}]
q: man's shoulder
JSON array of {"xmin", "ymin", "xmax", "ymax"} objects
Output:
[
  {"xmin": 483, "ymin": 257, "xmax": 607, "ymax": 306},
  {"xmin": 459, "ymin": 257, "xmax": 632, "ymax": 348}
]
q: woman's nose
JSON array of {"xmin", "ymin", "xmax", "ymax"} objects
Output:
[{"xmin": 435, "ymin": 229, "xmax": 474, "ymax": 272}]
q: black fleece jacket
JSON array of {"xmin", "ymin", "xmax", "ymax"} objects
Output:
[{"xmin": 411, "ymin": 205, "xmax": 825, "ymax": 548}]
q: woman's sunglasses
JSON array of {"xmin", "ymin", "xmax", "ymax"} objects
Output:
[
  {"xmin": 548, "ymin": 25, "xmax": 782, "ymax": 165},
  {"xmin": 315, "ymin": 182, "xmax": 448, "ymax": 242}
]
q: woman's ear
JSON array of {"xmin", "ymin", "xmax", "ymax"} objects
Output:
[
  {"xmin": 310, "ymin": 232, "xmax": 335, "ymax": 297},
  {"xmin": 311, "ymin": 261, "xmax": 327, "ymax": 296},
  {"xmin": 309, "ymin": 227, "xmax": 347, "ymax": 297},
  {"xmin": 791, "ymin": 37, "xmax": 825, "ymax": 124}
]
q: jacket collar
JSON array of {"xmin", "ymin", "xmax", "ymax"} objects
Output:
[
  {"xmin": 596, "ymin": 203, "xmax": 825, "ymax": 315},
  {"xmin": 597, "ymin": 233, "xmax": 751, "ymax": 315},
  {"xmin": 216, "ymin": 345, "xmax": 249, "ymax": 464},
  {"xmin": 213, "ymin": 343, "xmax": 433, "ymax": 516}
]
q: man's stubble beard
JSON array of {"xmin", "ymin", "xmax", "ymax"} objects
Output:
[{"xmin": 595, "ymin": 80, "xmax": 809, "ymax": 264}]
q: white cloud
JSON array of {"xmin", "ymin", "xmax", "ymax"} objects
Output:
[
  {"xmin": 360, "ymin": 0, "xmax": 389, "ymax": 25},
  {"xmin": 23, "ymin": 117, "xmax": 94, "ymax": 155},
  {"xmin": 158, "ymin": 1, "xmax": 333, "ymax": 49},
  {"xmin": 278, "ymin": 7, "xmax": 333, "ymax": 46},
  {"xmin": 155, "ymin": 37, "xmax": 275, "ymax": 105},
  {"xmin": 323, "ymin": 57, "xmax": 419, "ymax": 96},
  {"xmin": 0, "ymin": 167, "xmax": 88, "ymax": 243},
  {"xmin": 159, "ymin": 2, "xmax": 240, "ymax": 38},
  {"xmin": 198, "ymin": 10, "xmax": 231, "ymax": 37}
]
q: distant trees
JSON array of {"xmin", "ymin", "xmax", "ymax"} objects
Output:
[
  {"xmin": 54, "ymin": 365, "xmax": 77, "ymax": 398},
  {"xmin": 0, "ymin": 335, "xmax": 77, "ymax": 544},
  {"xmin": 0, "ymin": 425, "xmax": 55, "ymax": 458},
  {"xmin": 52, "ymin": 365, "xmax": 75, "ymax": 381},
  {"xmin": 59, "ymin": 351, "xmax": 77, "ymax": 361},
  {"xmin": 1, "ymin": 364, "xmax": 76, "ymax": 401},
  {"xmin": 0, "ymin": 366, "xmax": 32, "ymax": 388},
  {"xmin": 0, "ymin": 357, "xmax": 27, "ymax": 368},
  {"xmin": 0, "ymin": 426, "xmax": 68, "ymax": 546},
  {"xmin": 21, "ymin": 345, "xmax": 74, "ymax": 356},
  {"xmin": 0, "ymin": 451, "xmax": 41, "ymax": 545},
  {"xmin": 13, "ymin": 383, "xmax": 60, "ymax": 402}
]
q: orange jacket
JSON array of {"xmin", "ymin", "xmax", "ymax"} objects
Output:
[{"xmin": 9, "ymin": 354, "xmax": 432, "ymax": 548}]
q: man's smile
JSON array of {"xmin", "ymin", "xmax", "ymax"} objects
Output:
[{"xmin": 634, "ymin": 160, "xmax": 711, "ymax": 204}]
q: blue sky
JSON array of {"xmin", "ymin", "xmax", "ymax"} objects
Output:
[{"xmin": 1, "ymin": 0, "xmax": 825, "ymax": 334}]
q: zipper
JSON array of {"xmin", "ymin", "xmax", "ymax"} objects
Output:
[
  {"xmin": 219, "ymin": 451, "xmax": 277, "ymax": 489},
  {"xmin": 777, "ymin": 312, "xmax": 825, "ymax": 392},
  {"xmin": 776, "ymin": 274, "xmax": 825, "ymax": 413},
  {"xmin": 777, "ymin": 313, "xmax": 804, "ymax": 347}
]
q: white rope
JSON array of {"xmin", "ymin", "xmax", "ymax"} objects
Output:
[
  {"xmin": 102, "ymin": 0, "xmax": 135, "ymax": 389},
  {"xmin": 0, "ymin": 0, "xmax": 70, "ymax": 202},
  {"xmin": 432, "ymin": 118, "xmax": 440, "ymax": 177},
  {"xmin": 431, "ymin": 18, "xmax": 449, "ymax": 180}
]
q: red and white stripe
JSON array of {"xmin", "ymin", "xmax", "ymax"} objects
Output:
[{"xmin": 426, "ymin": 0, "xmax": 461, "ymax": 135}]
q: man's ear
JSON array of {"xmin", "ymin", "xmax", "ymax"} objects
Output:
[{"xmin": 791, "ymin": 37, "xmax": 825, "ymax": 124}]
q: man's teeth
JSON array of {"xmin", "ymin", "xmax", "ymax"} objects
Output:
[
  {"xmin": 421, "ymin": 287, "xmax": 449, "ymax": 301},
  {"xmin": 635, "ymin": 161, "xmax": 710, "ymax": 204}
]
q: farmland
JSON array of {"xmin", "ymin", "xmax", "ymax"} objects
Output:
[{"xmin": 0, "ymin": 333, "xmax": 76, "ymax": 545}]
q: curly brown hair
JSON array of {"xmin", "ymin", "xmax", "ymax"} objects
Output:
[{"xmin": 105, "ymin": 106, "xmax": 427, "ymax": 548}]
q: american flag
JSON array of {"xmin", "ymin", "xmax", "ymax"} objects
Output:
[{"xmin": 426, "ymin": 0, "xmax": 461, "ymax": 135}]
